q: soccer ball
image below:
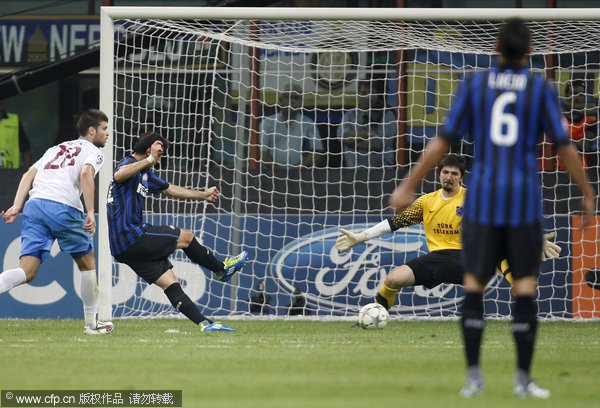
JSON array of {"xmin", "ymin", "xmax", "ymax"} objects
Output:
[{"xmin": 357, "ymin": 303, "xmax": 389, "ymax": 330}]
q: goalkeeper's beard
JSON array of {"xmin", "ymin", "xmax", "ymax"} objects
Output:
[{"xmin": 442, "ymin": 182, "xmax": 455, "ymax": 194}]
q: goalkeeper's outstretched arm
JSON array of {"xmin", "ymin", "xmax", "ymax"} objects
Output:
[
  {"xmin": 336, "ymin": 221, "xmax": 391, "ymax": 252},
  {"xmin": 335, "ymin": 198, "xmax": 424, "ymax": 252}
]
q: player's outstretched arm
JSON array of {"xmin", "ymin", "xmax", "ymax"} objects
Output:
[
  {"xmin": 335, "ymin": 229, "xmax": 366, "ymax": 252},
  {"xmin": 2, "ymin": 166, "xmax": 37, "ymax": 224},
  {"xmin": 336, "ymin": 198, "xmax": 424, "ymax": 252},
  {"xmin": 335, "ymin": 220, "xmax": 393, "ymax": 252},
  {"xmin": 162, "ymin": 185, "xmax": 220, "ymax": 202}
]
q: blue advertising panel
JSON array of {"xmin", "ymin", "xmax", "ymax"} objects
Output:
[
  {"xmin": 0, "ymin": 218, "xmax": 85, "ymax": 318},
  {"xmin": 0, "ymin": 214, "xmax": 572, "ymax": 319}
]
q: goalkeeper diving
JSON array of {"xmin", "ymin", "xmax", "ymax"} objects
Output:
[{"xmin": 336, "ymin": 154, "xmax": 561, "ymax": 310}]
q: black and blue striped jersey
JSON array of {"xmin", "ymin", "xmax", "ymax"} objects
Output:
[
  {"xmin": 106, "ymin": 156, "xmax": 169, "ymax": 255},
  {"xmin": 440, "ymin": 65, "xmax": 570, "ymax": 226}
]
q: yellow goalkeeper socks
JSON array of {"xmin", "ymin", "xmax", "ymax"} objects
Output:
[
  {"xmin": 375, "ymin": 283, "xmax": 399, "ymax": 311},
  {"xmin": 497, "ymin": 259, "xmax": 514, "ymax": 285}
]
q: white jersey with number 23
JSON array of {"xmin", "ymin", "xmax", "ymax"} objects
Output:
[{"xmin": 29, "ymin": 138, "xmax": 104, "ymax": 212}]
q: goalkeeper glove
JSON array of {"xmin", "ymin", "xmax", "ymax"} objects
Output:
[
  {"xmin": 541, "ymin": 231, "xmax": 561, "ymax": 262},
  {"xmin": 335, "ymin": 229, "xmax": 367, "ymax": 252}
]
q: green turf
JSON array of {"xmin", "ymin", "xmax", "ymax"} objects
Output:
[{"xmin": 0, "ymin": 319, "xmax": 598, "ymax": 407}]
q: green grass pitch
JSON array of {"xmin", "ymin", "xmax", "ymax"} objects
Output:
[{"xmin": 0, "ymin": 319, "xmax": 598, "ymax": 408}]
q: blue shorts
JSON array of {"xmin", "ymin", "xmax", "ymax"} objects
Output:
[{"xmin": 20, "ymin": 198, "xmax": 93, "ymax": 262}]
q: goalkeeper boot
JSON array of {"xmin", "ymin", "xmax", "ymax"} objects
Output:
[
  {"xmin": 218, "ymin": 251, "xmax": 248, "ymax": 282},
  {"xmin": 84, "ymin": 320, "xmax": 114, "ymax": 335},
  {"xmin": 200, "ymin": 321, "xmax": 235, "ymax": 332},
  {"xmin": 513, "ymin": 380, "xmax": 550, "ymax": 399}
]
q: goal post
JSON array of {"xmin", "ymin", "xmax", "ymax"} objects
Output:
[
  {"xmin": 98, "ymin": 7, "xmax": 600, "ymax": 321},
  {"xmin": 98, "ymin": 10, "xmax": 115, "ymax": 322}
]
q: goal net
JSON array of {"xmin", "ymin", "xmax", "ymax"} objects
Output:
[{"xmin": 98, "ymin": 7, "xmax": 600, "ymax": 321}]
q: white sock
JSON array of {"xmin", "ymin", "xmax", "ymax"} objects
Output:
[
  {"xmin": 80, "ymin": 269, "xmax": 99, "ymax": 326},
  {"xmin": 0, "ymin": 267, "xmax": 27, "ymax": 294}
]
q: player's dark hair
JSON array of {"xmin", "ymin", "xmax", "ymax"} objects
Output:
[
  {"xmin": 497, "ymin": 18, "xmax": 531, "ymax": 63},
  {"xmin": 438, "ymin": 154, "xmax": 466, "ymax": 177},
  {"xmin": 133, "ymin": 131, "xmax": 169, "ymax": 155},
  {"xmin": 77, "ymin": 109, "xmax": 108, "ymax": 136},
  {"xmin": 565, "ymin": 79, "xmax": 586, "ymax": 97}
]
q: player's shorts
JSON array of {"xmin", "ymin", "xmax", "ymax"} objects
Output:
[
  {"xmin": 20, "ymin": 198, "xmax": 93, "ymax": 262},
  {"xmin": 114, "ymin": 225, "xmax": 180, "ymax": 284},
  {"xmin": 462, "ymin": 220, "xmax": 543, "ymax": 280},
  {"xmin": 406, "ymin": 249, "xmax": 464, "ymax": 288}
]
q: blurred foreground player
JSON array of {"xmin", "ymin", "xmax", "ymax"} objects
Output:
[{"xmin": 389, "ymin": 19, "xmax": 595, "ymax": 398}]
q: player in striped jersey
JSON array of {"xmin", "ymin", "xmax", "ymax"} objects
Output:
[
  {"xmin": 389, "ymin": 19, "xmax": 595, "ymax": 399},
  {"xmin": 107, "ymin": 131, "xmax": 247, "ymax": 332},
  {"xmin": 0, "ymin": 109, "xmax": 113, "ymax": 334},
  {"xmin": 336, "ymin": 154, "xmax": 560, "ymax": 310}
]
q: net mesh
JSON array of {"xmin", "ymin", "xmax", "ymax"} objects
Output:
[{"xmin": 104, "ymin": 17, "xmax": 600, "ymax": 320}]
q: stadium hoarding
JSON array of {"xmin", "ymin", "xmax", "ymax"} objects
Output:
[
  {"xmin": 570, "ymin": 215, "xmax": 600, "ymax": 319},
  {"xmin": 0, "ymin": 16, "xmax": 226, "ymax": 73},
  {"xmin": 0, "ymin": 214, "xmax": 576, "ymax": 319},
  {"xmin": 0, "ymin": 15, "xmax": 100, "ymax": 71}
]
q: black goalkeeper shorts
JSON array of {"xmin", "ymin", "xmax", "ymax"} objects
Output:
[
  {"xmin": 461, "ymin": 220, "xmax": 543, "ymax": 280},
  {"xmin": 114, "ymin": 225, "xmax": 181, "ymax": 284},
  {"xmin": 406, "ymin": 249, "xmax": 464, "ymax": 289}
]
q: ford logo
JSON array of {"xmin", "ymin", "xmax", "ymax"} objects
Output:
[{"xmin": 270, "ymin": 225, "xmax": 428, "ymax": 313}]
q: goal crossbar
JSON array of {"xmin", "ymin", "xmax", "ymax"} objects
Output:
[{"xmin": 101, "ymin": 7, "xmax": 600, "ymax": 22}]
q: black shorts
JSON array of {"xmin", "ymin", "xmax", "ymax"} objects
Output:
[
  {"xmin": 462, "ymin": 220, "xmax": 543, "ymax": 280},
  {"xmin": 406, "ymin": 249, "xmax": 464, "ymax": 289},
  {"xmin": 114, "ymin": 225, "xmax": 181, "ymax": 284}
]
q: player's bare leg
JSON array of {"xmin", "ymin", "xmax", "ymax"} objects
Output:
[{"xmin": 20, "ymin": 256, "xmax": 42, "ymax": 282}]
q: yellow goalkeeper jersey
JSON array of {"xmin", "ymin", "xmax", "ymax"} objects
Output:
[
  {"xmin": 389, "ymin": 186, "xmax": 514, "ymax": 283},
  {"xmin": 390, "ymin": 187, "xmax": 466, "ymax": 252}
]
